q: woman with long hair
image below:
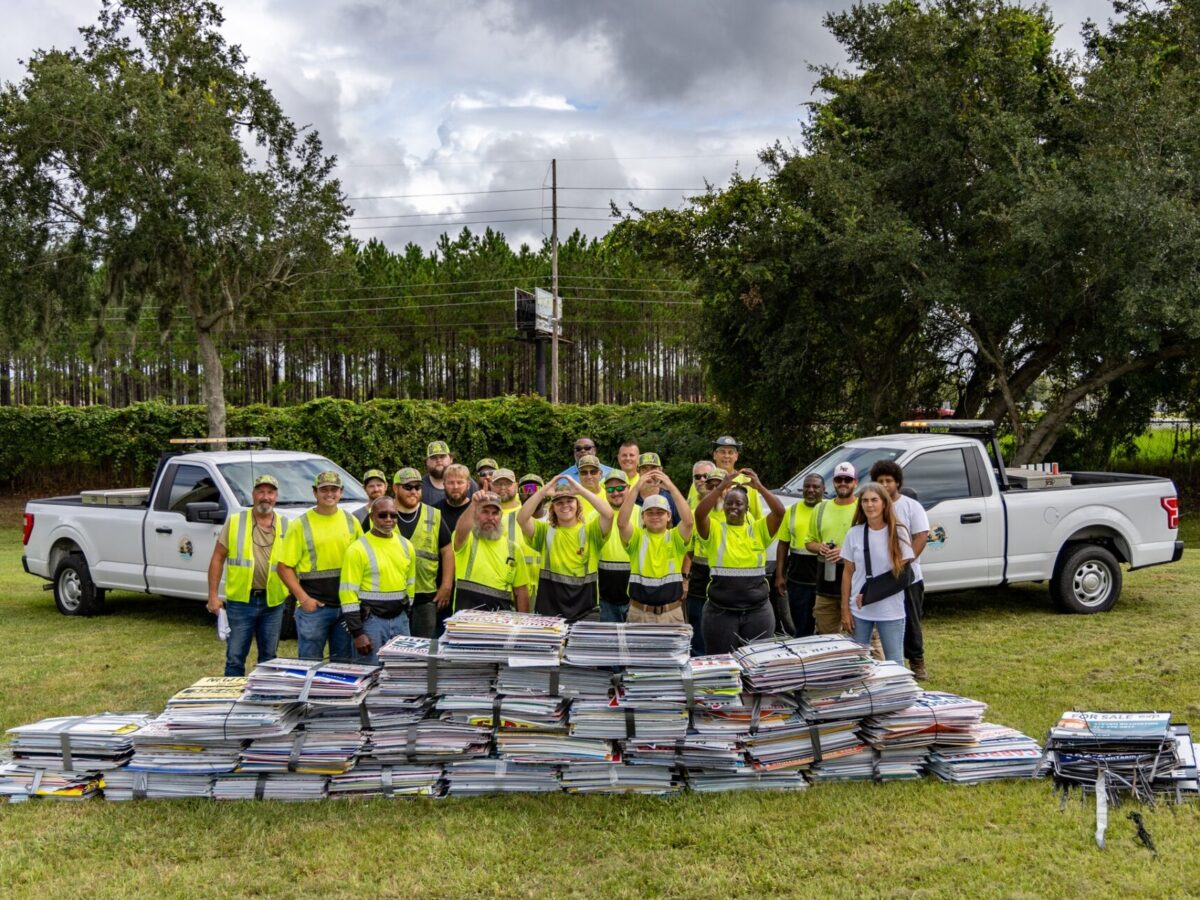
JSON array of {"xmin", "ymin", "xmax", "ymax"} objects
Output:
[{"xmin": 840, "ymin": 482, "xmax": 913, "ymax": 664}]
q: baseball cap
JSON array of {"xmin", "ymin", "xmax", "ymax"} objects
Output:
[
  {"xmin": 253, "ymin": 474, "xmax": 279, "ymax": 489},
  {"xmin": 518, "ymin": 473, "xmax": 545, "ymax": 487},
  {"xmin": 712, "ymin": 435, "xmax": 742, "ymax": 449},
  {"xmin": 476, "ymin": 491, "xmax": 502, "ymax": 509},
  {"xmin": 476, "ymin": 457, "xmax": 498, "ymax": 473},
  {"xmin": 393, "ymin": 466, "xmax": 423, "ymax": 484},
  {"xmin": 491, "ymin": 468, "xmax": 517, "ymax": 484},
  {"xmin": 604, "ymin": 470, "xmax": 629, "ymax": 484},
  {"xmin": 642, "ymin": 495, "xmax": 670, "ymax": 513},
  {"xmin": 637, "ymin": 452, "xmax": 662, "ymax": 469},
  {"xmin": 704, "ymin": 469, "xmax": 726, "ymax": 483},
  {"xmin": 313, "ymin": 470, "xmax": 343, "ymax": 488},
  {"xmin": 832, "ymin": 462, "xmax": 857, "ymax": 479},
  {"xmin": 577, "ymin": 454, "xmax": 602, "ymax": 471},
  {"xmin": 426, "ymin": 440, "xmax": 450, "ymax": 458},
  {"xmin": 362, "ymin": 468, "xmax": 387, "ymax": 485}
]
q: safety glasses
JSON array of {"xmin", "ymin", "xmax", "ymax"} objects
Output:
[
  {"xmin": 374, "ymin": 511, "xmax": 399, "ymax": 520},
  {"xmin": 605, "ymin": 485, "xmax": 627, "ymax": 494}
]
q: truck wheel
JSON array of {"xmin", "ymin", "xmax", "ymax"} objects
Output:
[
  {"xmin": 280, "ymin": 596, "xmax": 297, "ymax": 641},
  {"xmin": 1051, "ymin": 544, "xmax": 1122, "ymax": 614},
  {"xmin": 53, "ymin": 554, "xmax": 106, "ymax": 617}
]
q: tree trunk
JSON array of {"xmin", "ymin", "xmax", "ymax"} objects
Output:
[{"xmin": 196, "ymin": 325, "xmax": 227, "ymax": 439}]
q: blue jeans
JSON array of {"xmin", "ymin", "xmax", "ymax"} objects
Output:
[
  {"xmin": 853, "ymin": 617, "xmax": 906, "ymax": 665},
  {"xmin": 352, "ymin": 610, "xmax": 411, "ymax": 666},
  {"xmin": 224, "ymin": 591, "xmax": 283, "ymax": 676},
  {"xmin": 296, "ymin": 603, "xmax": 353, "ymax": 661},
  {"xmin": 600, "ymin": 600, "xmax": 629, "ymax": 623}
]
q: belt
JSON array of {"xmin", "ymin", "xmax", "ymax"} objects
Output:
[{"xmin": 629, "ymin": 599, "xmax": 683, "ymax": 615}]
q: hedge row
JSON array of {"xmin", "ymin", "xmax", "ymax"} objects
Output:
[{"xmin": 1, "ymin": 397, "xmax": 770, "ymax": 493}]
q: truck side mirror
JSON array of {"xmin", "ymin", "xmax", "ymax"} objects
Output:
[{"xmin": 186, "ymin": 501, "xmax": 227, "ymax": 525}]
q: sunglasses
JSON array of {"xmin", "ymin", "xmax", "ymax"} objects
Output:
[
  {"xmin": 573, "ymin": 445, "xmax": 595, "ymax": 452},
  {"xmin": 374, "ymin": 511, "xmax": 399, "ymax": 520},
  {"xmin": 693, "ymin": 473, "xmax": 712, "ymax": 481},
  {"xmin": 833, "ymin": 476, "xmax": 855, "ymax": 484},
  {"xmin": 478, "ymin": 470, "xmax": 495, "ymax": 478},
  {"xmin": 398, "ymin": 483, "xmax": 422, "ymax": 491},
  {"xmin": 579, "ymin": 469, "xmax": 600, "ymax": 477},
  {"xmin": 605, "ymin": 485, "xmax": 628, "ymax": 494},
  {"xmin": 519, "ymin": 483, "xmax": 540, "ymax": 494}
]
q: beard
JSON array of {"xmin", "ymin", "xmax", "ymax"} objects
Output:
[
  {"xmin": 254, "ymin": 500, "xmax": 273, "ymax": 516},
  {"xmin": 474, "ymin": 522, "xmax": 502, "ymax": 541},
  {"xmin": 445, "ymin": 485, "xmax": 469, "ymax": 504},
  {"xmin": 430, "ymin": 466, "xmax": 445, "ymax": 479}
]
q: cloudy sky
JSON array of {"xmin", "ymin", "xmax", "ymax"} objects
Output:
[{"xmin": 2, "ymin": 0, "xmax": 1110, "ymax": 251}]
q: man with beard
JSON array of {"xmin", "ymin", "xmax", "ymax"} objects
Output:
[
  {"xmin": 452, "ymin": 490, "xmax": 530, "ymax": 612},
  {"xmin": 436, "ymin": 464, "xmax": 473, "ymax": 532},
  {"xmin": 355, "ymin": 469, "xmax": 390, "ymax": 530},
  {"xmin": 475, "ymin": 458, "xmax": 497, "ymax": 493},
  {"xmin": 774, "ymin": 473, "xmax": 826, "ymax": 638},
  {"xmin": 339, "ymin": 495, "xmax": 417, "ymax": 666},
  {"xmin": 804, "ymin": 462, "xmax": 860, "ymax": 635},
  {"xmin": 206, "ymin": 474, "xmax": 289, "ymax": 676},
  {"xmin": 277, "ymin": 471, "xmax": 362, "ymax": 661},
  {"xmin": 392, "ymin": 466, "xmax": 454, "ymax": 639},
  {"xmin": 421, "ymin": 440, "xmax": 477, "ymax": 507},
  {"xmin": 597, "ymin": 470, "xmax": 633, "ymax": 622}
]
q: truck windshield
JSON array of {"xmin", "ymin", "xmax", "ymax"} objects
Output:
[
  {"xmin": 779, "ymin": 445, "xmax": 903, "ymax": 498},
  {"xmin": 218, "ymin": 460, "xmax": 368, "ymax": 507}
]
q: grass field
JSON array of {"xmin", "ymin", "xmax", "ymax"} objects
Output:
[{"xmin": 2, "ymin": 514, "xmax": 1199, "ymax": 898}]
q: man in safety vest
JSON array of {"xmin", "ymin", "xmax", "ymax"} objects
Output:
[
  {"xmin": 774, "ymin": 472, "xmax": 826, "ymax": 638},
  {"xmin": 277, "ymin": 470, "xmax": 363, "ymax": 661},
  {"xmin": 206, "ymin": 473, "xmax": 289, "ymax": 676},
  {"xmin": 617, "ymin": 470, "xmax": 694, "ymax": 624},
  {"xmin": 339, "ymin": 495, "xmax": 417, "ymax": 665},
  {"xmin": 597, "ymin": 469, "xmax": 633, "ymax": 622},
  {"xmin": 392, "ymin": 466, "xmax": 454, "ymax": 639},
  {"xmin": 452, "ymin": 490, "xmax": 530, "ymax": 612},
  {"xmin": 804, "ymin": 461, "xmax": 860, "ymax": 635}
]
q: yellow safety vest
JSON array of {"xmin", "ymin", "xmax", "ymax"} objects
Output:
[
  {"xmin": 409, "ymin": 503, "xmax": 443, "ymax": 594},
  {"xmin": 225, "ymin": 511, "xmax": 289, "ymax": 606}
]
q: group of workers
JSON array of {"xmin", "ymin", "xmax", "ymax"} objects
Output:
[{"xmin": 206, "ymin": 436, "xmax": 930, "ymax": 680}]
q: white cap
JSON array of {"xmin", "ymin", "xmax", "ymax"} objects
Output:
[
  {"xmin": 642, "ymin": 495, "xmax": 671, "ymax": 513},
  {"xmin": 832, "ymin": 461, "xmax": 857, "ymax": 479}
]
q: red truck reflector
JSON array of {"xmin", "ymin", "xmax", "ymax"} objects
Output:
[
  {"xmin": 1161, "ymin": 497, "xmax": 1180, "ymax": 530},
  {"xmin": 22, "ymin": 513, "xmax": 34, "ymax": 546}
]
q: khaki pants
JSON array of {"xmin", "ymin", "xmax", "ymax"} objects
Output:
[
  {"xmin": 627, "ymin": 603, "xmax": 686, "ymax": 625},
  {"xmin": 814, "ymin": 593, "xmax": 845, "ymax": 635}
]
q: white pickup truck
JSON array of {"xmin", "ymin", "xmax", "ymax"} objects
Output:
[
  {"xmin": 21, "ymin": 446, "xmax": 368, "ymax": 617},
  {"xmin": 772, "ymin": 421, "xmax": 1182, "ymax": 613}
]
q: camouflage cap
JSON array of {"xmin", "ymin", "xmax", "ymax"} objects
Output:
[
  {"xmin": 426, "ymin": 440, "xmax": 451, "ymax": 458},
  {"xmin": 362, "ymin": 468, "xmax": 387, "ymax": 485},
  {"xmin": 637, "ymin": 451, "xmax": 663, "ymax": 469},
  {"xmin": 475, "ymin": 457, "xmax": 498, "ymax": 472},
  {"xmin": 519, "ymin": 473, "xmax": 545, "ymax": 487},
  {"xmin": 604, "ymin": 469, "xmax": 629, "ymax": 484},
  {"xmin": 313, "ymin": 470, "xmax": 343, "ymax": 488},
  {"xmin": 491, "ymin": 467, "xmax": 517, "ymax": 484},
  {"xmin": 253, "ymin": 473, "xmax": 280, "ymax": 489},
  {"xmin": 577, "ymin": 454, "xmax": 602, "ymax": 471},
  {"xmin": 476, "ymin": 491, "xmax": 503, "ymax": 509},
  {"xmin": 392, "ymin": 466, "xmax": 423, "ymax": 484}
]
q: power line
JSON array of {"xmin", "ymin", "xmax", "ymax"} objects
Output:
[
  {"xmin": 349, "ymin": 205, "xmax": 608, "ymax": 221},
  {"xmin": 349, "ymin": 186, "xmax": 708, "ymax": 201},
  {"xmin": 350, "ymin": 216, "xmax": 616, "ymax": 231},
  {"xmin": 338, "ymin": 153, "xmax": 763, "ymax": 169}
]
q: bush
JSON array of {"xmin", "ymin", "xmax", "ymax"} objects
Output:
[{"xmin": 2, "ymin": 397, "xmax": 795, "ymax": 492}]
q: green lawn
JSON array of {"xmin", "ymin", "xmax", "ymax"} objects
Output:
[{"xmin": 2, "ymin": 518, "xmax": 1199, "ymax": 898}]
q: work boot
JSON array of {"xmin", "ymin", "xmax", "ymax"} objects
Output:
[{"xmin": 910, "ymin": 658, "xmax": 928, "ymax": 681}]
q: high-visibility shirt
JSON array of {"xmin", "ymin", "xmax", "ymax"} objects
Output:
[
  {"xmin": 527, "ymin": 517, "xmax": 607, "ymax": 622},
  {"xmin": 220, "ymin": 511, "xmax": 289, "ymax": 606},
  {"xmin": 502, "ymin": 509, "xmax": 540, "ymax": 603},
  {"xmin": 453, "ymin": 532, "xmax": 529, "ymax": 612},
  {"xmin": 626, "ymin": 525, "xmax": 688, "ymax": 607},
  {"xmin": 597, "ymin": 509, "xmax": 632, "ymax": 606},
  {"xmin": 804, "ymin": 499, "xmax": 858, "ymax": 595},
  {"xmin": 338, "ymin": 532, "xmax": 416, "ymax": 638},
  {"xmin": 397, "ymin": 503, "xmax": 445, "ymax": 595},
  {"xmin": 777, "ymin": 501, "xmax": 821, "ymax": 585},
  {"xmin": 280, "ymin": 508, "xmax": 362, "ymax": 604},
  {"xmin": 702, "ymin": 516, "xmax": 778, "ymax": 611}
]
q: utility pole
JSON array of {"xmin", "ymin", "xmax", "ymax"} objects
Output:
[{"xmin": 550, "ymin": 157, "xmax": 559, "ymax": 404}]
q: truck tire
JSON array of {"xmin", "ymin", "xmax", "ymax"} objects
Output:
[
  {"xmin": 280, "ymin": 596, "xmax": 297, "ymax": 641},
  {"xmin": 53, "ymin": 554, "xmax": 106, "ymax": 617},
  {"xmin": 1051, "ymin": 544, "xmax": 1122, "ymax": 614}
]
